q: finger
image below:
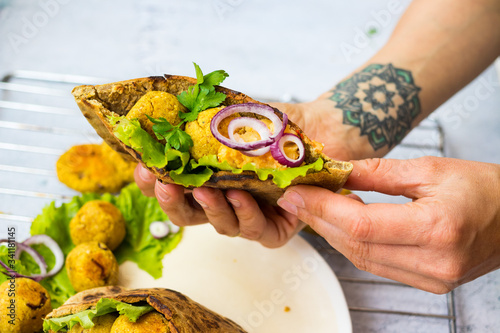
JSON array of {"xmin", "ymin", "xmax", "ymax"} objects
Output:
[
  {"xmin": 154, "ymin": 181, "xmax": 207, "ymax": 226},
  {"xmin": 305, "ymin": 218, "xmax": 455, "ymax": 294},
  {"xmin": 134, "ymin": 164, "xmax": 156, "ymax": 197},
  {"xmin": 353, "ymin": 242, "xmax": 467, "ymax": 287},
  {"xmin": 345, "ymin": 158, "xmax": 438, "ymax": 199},
  {"xmin": 192, "ymin": 187, "xmax": 240, "ymax": 237},
  {"xmin": 279, "ymin": 185, "xmax": 431, "ymax": 245},
  {"xmin": 224, "ymin": 190, "xmax": 267, "ymax": 240},
  {"xmin": 345, "ymin": 193, "xmax": 364, "ymax": 203},
  {"xmin": 226, "ymin": 190, "xmax": 303, "ymax": 248},
  {"xmin": 347, "ymin": 259, "xmax": 455, "ymax": 294}
]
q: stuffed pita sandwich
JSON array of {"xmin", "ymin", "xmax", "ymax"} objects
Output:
[
  {"xmin": 72, "ymin": 64, "xmax": 352, "ymax": 204},
  {"xmin": 44, "ymin": 286, "xmax": 247, "ymax": 332}
]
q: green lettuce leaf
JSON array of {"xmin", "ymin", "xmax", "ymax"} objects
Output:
[
  {"xmin": 110, "ymin": 116, "xmax": 190, "ymax": 171},
  {"xmin": 112, "ymin": 184, "xmax": 183, "ymax": 278},
  {"xmin": 169, "ymin": 162, "xmax": 214, "ymax": 187},
  {"xmin": 43, "ymin": 298, "xmax": 154, "ymax": 332},
  {"xmin": 110, "ymin": 116, "xmax": 169, "ymax": 168},
  {"xmin": 25, "ymin": 183, "xmax": 182, "ymax": 308},
  {"xmin": 194, "ymin": 155, "xmax": 325, "ymax": 188}
]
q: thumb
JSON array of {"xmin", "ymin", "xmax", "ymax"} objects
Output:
[{"xmin": 344, "ymin": 157, "xmax": 436, "ymax": 198}]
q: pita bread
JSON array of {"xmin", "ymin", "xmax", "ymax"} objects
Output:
[
  {"xmin": 72, "ymin": 75, "xmax": 353, "ymax": 204},
  {"xmin": 45, "ymin": 286, "xmax": 246, "ymax": 332}
]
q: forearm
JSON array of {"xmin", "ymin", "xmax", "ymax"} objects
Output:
[{"xmin": 318, "ymin": 0, "xmax": 500, "ymax": 159}]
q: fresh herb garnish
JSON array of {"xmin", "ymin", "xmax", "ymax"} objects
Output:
[
  {"xmin": 142, "ymin": 63, "xmax": 227, "ymax": 153},
  {"xmin": 177, "ymin": 62, "xmax": 229, "ymax": 121},
  {"xmin": 146, "ymin": 116, "xmax": 193, "ymax": 152}
]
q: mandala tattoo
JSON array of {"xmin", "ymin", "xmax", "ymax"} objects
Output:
[{"xmin": 330, "ymin": 63, "xmax": 421, "ymax": 150}]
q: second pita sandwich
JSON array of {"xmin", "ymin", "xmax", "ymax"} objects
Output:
[{"xmin": 44, "ymin": 286, "xmax": 247, "ymax": 332}]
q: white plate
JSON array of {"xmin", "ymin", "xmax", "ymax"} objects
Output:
[{"xmin": 118, "ymin": 224, "xmax": 352, "ymax": 333}]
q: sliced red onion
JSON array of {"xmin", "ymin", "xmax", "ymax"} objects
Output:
[
  {"xmin": 23, "ymin": 235, "xmax": 64, "ymax": 278},
  {"xmin": 270, "ymin": 133, "xmax": 305, "ymax": 167},
  {"xmin": 150, "ymin": 221, "xmax": 170, "ymax": 239},
  {"xmin": 14, "ymin": 242, "xmax": 48, "ymax": 276},
  {"xmin": 0, "ymin": 239, "xmax": 47, "ymax": 281},
  {"xmin": 227, "ymin": 117, "xmax": 271, "ymax": 157},
  {"xmin": 0, "ymin": 258, "xmax": 44, "ymax": 282},
  {"xmin": 0, "ymin": 259, "xmax": 45, "ymax": 281},
  {"xmin": 210, "ymin": 103, "xmax": 288, "ymax": 151},
  {"xmin": 239, "ymin": 146, "xmax": 270, "ymax": 157}
]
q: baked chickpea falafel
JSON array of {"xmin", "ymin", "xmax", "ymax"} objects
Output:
[
  {"xmin": 70, "ymin": 200, "xmax": 126, "ymax": 251},
  {"xmin": 67, "ymin": 313, "xmax": 118, "ymax": 332},
  {"xmin": 66, "ymin": 241, "xmax": 119, "ymax": 293},
  {"xmin": 56, "ymin": 142, "xmax": 136, "ymax": 194},
  {"xmin": 0, "ymin": 278, "xmax": 52, "ymax": 333},
  {"xmin": 184, "ymin": 106, "xmax": 225, "ymax": 161},
  {"xmin": 110, "ymin": 311, "xmax": 169, "ymax": 333},
  {"xmin": 126, "ymin": 91, "xmax": 186, "ymax": 139}
]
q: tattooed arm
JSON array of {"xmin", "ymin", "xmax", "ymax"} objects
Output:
[
  {"xmin": 135, "ymin": 0, "xmax": 500, "ymax": 267},
  {"xmin": 276, "ymin": 0, "xmax": 500, "ymax": 160}
]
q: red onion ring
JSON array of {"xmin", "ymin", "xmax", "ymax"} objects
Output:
[
  {"xmin": 0, "ymin": 240, "xmax": 46, "ymax": 282},
  {"xmin": 210, "ymin": 103, "xmax": 288, "ymax": 151},
  {"xmin": 0, "ymin": 260, "xmax": 44, "ymax": 282},
  {"xmin": 0, "ymin": 235, "xmax": 63, "ymax": 281},
  {"xmin": 14, "ymin": 242, "xmax": 48, "ymax": 276},
  {"xmin": 227, "ymin": 117, "xmax": 271, "ymax": 157},
  {"xmin": 23, "ymin": 235, "xmax": 64, "ymax": 278},
  {"xmin": 270, "ymin": 133, "xmax": 305, "ymax": 167}
]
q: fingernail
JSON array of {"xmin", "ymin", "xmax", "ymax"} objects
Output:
[
  {"xmin": 284, "ymin": 190, "xmax": 305, "ymax": 208},
  {"xmin": 226, "ymin": 196, "xmax": 241, "ymax": 208},
  {"xmin": 193, "ymin": 193, "xmax": 208, "ymax": 209},
  {"xmin": 139, "ymin": 166, "xmax": 155, "ymax": 181},
  {"xmin": 156, "ymin": 181, "xmax": 171, "ymax": 203},
  {"xmin": 277, "ymin": 197, "xmax": 298, "ymax": 215}
]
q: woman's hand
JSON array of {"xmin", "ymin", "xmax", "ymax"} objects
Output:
[{"xmin": 277, "ymin": 156, "xmax": 500, "ymax": 293}]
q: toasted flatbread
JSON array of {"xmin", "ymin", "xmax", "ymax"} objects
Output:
[
  {"xmin": 72, "ymin": 75, "xmax": 353, "ymax": 204},
  {"xmin": 45, "ymin": 286, "xmax": 246, "ymax": 332}
]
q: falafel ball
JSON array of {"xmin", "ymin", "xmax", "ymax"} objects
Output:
[
  {"xmin": 0, "ymin": 278, "xmax": 52, "ymax": 333},
  {"xmin": 56, "ymin": 142, "xmax": 136, "ymax": 194},
  {"xmin": 67, "ymin": 313, "xmax": 118, "ymax": 332},
  {"xmin": 184, "ymin": 106, "xmax": 229, "ymax": 161},
  {"xmin": 110, "ymin": 312, "xmax": 168, "ymax": 333},
  {"xmin": 70, "ymin": 200, "xmax": 126, "ymax": 251},
  {"xmin": 66, "ymin": 241, "xmax": 119, "ymax": 292},
  {"xmin": 126, "ymin": 91, "xmax": 186, "ymax": 139}
]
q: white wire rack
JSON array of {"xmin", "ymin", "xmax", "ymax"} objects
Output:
[{"xmin": 0, "ymin": 71, "xmax": 455, "ymax": 333}]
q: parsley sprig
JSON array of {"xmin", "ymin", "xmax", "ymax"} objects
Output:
[
  {"xmin": 146, "ymin": 63, "xmax": 228, "ymax": 155},
  {"xmin": 177, "ymin": 62, "xmax": 229, "ymax": 122},
  {"xmin": 146, "ymin": 116, "xmax": 193, "ymax": 153}
]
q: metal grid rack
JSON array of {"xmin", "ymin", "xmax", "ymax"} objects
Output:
[{"xmin": 0, "ymin": 71, "xmax": 456, "ymax": 332}]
